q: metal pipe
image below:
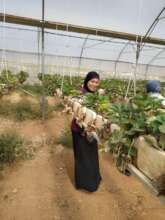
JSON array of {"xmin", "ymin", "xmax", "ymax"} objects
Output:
[
  {"xmin": 113, "ymin": 40, "xmax": 130, "ymax": 78},
  {"xmin": 78, "ymin": 34, "xmax": 89, "ymax": 75},
  {"xmin": 41, "ymin": 0, "xmax": 45, "ymax": 121},
  {"xmin": 1, "ymin": 13, "xmax": 165, "ymax": 46}
]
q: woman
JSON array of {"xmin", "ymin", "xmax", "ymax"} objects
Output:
[{"xmin": 71, "ymin": 71, "xmax": 102, "ymax": 192}]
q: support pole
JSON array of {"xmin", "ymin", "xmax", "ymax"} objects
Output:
[
  {"xmin": 37, "ymin": 27, "xmax": 41, "ymax": 73},
  {"xmin": 78, "ymin": 34, "xmax": 89, "ymax": 76},
  {"xmin": 133, "ymin": 42, "xmax": 140, "ymax": 96},
  {"xmin": 41, "ymin": 0, "xmax": 45, "ymax": 121}
]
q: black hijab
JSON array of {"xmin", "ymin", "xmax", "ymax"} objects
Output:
[{"xmin": 83, "ymin": 71, "xmax": 100, "ymax": 93}]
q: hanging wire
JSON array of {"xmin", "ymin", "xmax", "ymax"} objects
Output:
[
  {"xmin": 60, "ymin": 24, "xmax": 69, "ymax": 93},
  {"xmin": 140, "ymin": 7, "xmax": 165, "ymax": 52},
  {"xmin": 132, "ymin": 0, "xmax": 144, "ymax": 96},
  {"xmin": 37, "ymin": 27, "xmax": 41, "ymax": 74},
  {"xmin": 125, "ymin": 0, "xmax": 143, "ymax": 97},
  {"xmin": 54, "ymin": 23, "xmax": 60, "ymax": 78},
  {"xmin": 78, "ymin": 34, "xmax": 89, "ymax": 76},
  {"xmin": 125, "ymin": 36, "xmax": 138, "ymax": 98},
  {"xmin": 113, "ymin": 40, "xmax": 130, "ymax": 79},
  {"xmin": 1, "ymin": 24, "xmax": 164, "ymax": 51},
  {"xmin": 65, "ymin": 24, "xmax": 73, "ymax": 85},
  {"xmin": 95, "ymin": 29, "xmax": 104, "ymax": 75}
]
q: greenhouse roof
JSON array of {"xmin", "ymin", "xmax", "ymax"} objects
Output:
[
  {"xmin": 0, "ymin": 0, "xmax": 165, "ymax": 67},
  {"xmin": 1, "ymin": 0, "xmax": 164, "ymax": 37}
]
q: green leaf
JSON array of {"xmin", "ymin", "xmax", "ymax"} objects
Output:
[
  {"xmin": 159, "ymin": 134, "xmax": 165, "ymax": 150},
  {"xmin": 159, "ymin": 125, "xmax": 165, "ymax": 134},
  {"xmin": 144, "ymin": 135, "xmax": 160, "ymax": 150}
]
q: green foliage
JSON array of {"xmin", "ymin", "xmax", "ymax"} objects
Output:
[
  {"xmin": 14, "ymin": 101, "xmax": 40, "ymax": 121},
  {"xmin": 62, "ymin": 83, "xmax": 81, "ymax": 96},
  {"xmin": 147, "ymin": 114, "xmax": 165, "ymax": 150},
  {"xmin": 147, "ymin": 114, "xmax": 165, "ymax": 134},
  {"xmin": 0, "ymin": 84, "xmax": 8, "ymax": 96},
  {"xmin": 22, "ymin": 84, "xmax": 43, "ymax": 95},
  {"xmin": 0, "ymin": 69, "xmax": 29, "ymax": 96},
  {"xmin": 38, "ymin": 73, "xmax": 83, "ymax": 96},
  {"xmin": 17, "ymin": 71, "xmax": 29, "ymax": 84},
  {"xmin": 38, "ymin": 73, "xmax": 62, "ymax": 96},
  {"xmin": 108, "ymin": 96, "xmax": 162, "ymax": 130},
  {"xmin": 0, "ymin": 69, "xmax": 19, "ymax": 90},
  {"xmin": 0, "ymin": 100, "xmax": 13, "ymax": 118},
  {"xmin": 0, "ymin": 131, "xmax": 24, "ymax": 164},
  {"xmin": 56, "ymin": 124, "xmax": 73, "ymax": 148},
  {"xmin": 100, "ymin": 79, "xmax": 147, "ymax": 102},
  {"xmin": 108, "ymin": 130, "xmax": 137, "ymax": 169},
  {"xmin": 84, "ymin": 92, "xmax": 110, "ymax": 115},
  {"xmin": 0, "ymin": 99, "xmax": 53, "ymax": 121},
  {"xmin": 107, "ymin": 95, "xmax": 165, "ymax": 166}
]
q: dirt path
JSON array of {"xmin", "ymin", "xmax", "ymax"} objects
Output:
[{"xmin": 0, "ymin": 112, "xmax": 164, "ymax": 220}]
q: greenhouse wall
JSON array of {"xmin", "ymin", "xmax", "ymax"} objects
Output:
[{"xmin": 0, "ymin": 49, "xmax": 165, "ymax": 83}]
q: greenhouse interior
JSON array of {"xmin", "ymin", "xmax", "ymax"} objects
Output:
[{"xmin": 0, "ymin": 1, "xmax": 165, "ymax": 220}]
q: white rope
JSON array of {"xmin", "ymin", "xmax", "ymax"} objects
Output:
[
  {"xmin": 37, "ymin": 27, "xmax": 41, "ymax": 74},
  {"xmin": 54, "ymin": 23, "xmax": 58, "ymax": 75},
  {"xmin": 125, "ymin": 37, "xmax": 139, "ymax": 98},
  {"xmin": 125, "ymin": 74, "xmax": 132, "ymax": 98},
  {"xmin": 66, "ymin": 24, "xmax": 73, "ymax": 85},
  {"xmin": 125, "ymin": 0, "xmax": 143, "ymax": 97},
  {"xmin": 133, "ymin": 0, "xmax": 143, "ymax": 96},
  {"xmin": 53, "ymin": 23, "xmax": 63, "ymax": 88},
  {"xmin": 60, "ymin": 24, "xmax": 68, "ymax": 92}
]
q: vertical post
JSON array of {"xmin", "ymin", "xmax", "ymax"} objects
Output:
[
  {"xmin": 78, "ymin": 34, "xmax": 89, "ymax": 76},
  {"xmin": 1, "ymin": 0, "xmax": 8, "ymax": 75},
  {"xmin": 133, "ymin": 42, "xmax": 140, "ymax": 96},
  {"xmin": 41, "ymin": 0, "xmax": 45, "ymax": 120},
  {"xmin": 37, "ymin": 27, "xmax": 41, "ymax": 73}
]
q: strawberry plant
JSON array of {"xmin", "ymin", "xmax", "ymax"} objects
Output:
[
  {"xmin": 83, "ymin": 92, "xmax": 110, "ymax": 115},
  {"xmin": 17, "ymin": 71, "xmax": 29, "ymax": 84},
  {"xmin": 105, "ymin": 95, "xmax": 165, "ymax": 172}
]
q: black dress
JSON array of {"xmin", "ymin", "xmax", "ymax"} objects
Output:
[{"xmin": 71, "ymin": 120, "xmax": 102, "ymax": 192}]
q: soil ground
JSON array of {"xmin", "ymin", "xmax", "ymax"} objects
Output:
[{"xmin": 0, "ymin": 96, "xmax": 164, "ymax": 220}]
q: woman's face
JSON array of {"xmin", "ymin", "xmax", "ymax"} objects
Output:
[{"xmin": 87, "ymin": 78, "xmax": 100, "ymax": 92}]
